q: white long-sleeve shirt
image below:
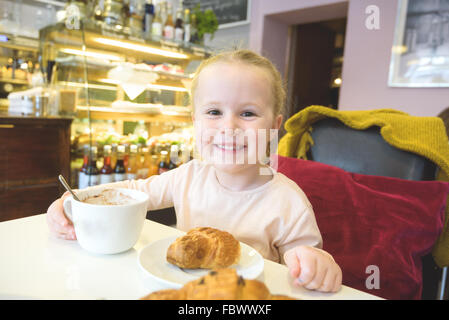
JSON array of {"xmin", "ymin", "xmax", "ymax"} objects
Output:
[{"xmin": 100, "ymin": 159, "xmax": 322, "ymax": 263}]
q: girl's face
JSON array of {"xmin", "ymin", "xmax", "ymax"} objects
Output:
[{"xmin": 192, "ymin": 62, "xmax": 283, "ymax": 174}]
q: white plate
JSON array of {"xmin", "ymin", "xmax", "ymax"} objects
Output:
[{"xmin": 138, "ymin": 235, "xmax": 264, "ymax": 289}]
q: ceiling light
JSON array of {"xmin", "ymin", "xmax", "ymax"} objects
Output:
[
  {"xmin": 99, "ymin": 79, "xmax": 187, "ymax": 92},
  {"xmin": 60, "ymin": 48, "xmax": 123, "ymax": 61},
  {"xmin": 147, "ymin": 84, "xmax": 188, "ymax": 92},
  {"xmin": 92, "ymin": 38, "xmax": 189, "ymax": 59}
]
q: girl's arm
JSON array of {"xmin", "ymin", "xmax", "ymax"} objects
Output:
[
  {"xmin": 276, "ymin": 205, "xmax": 323, "ymax": 263},
  {"xmin": 47, "ymin": 168, "xmax": 178, "ymax": 240},
  {"xmin": 93, "ymin": 169, "xmax": 176, "ymax": 211},
  {"xmin": 277, "ymin": 205, "xmax": 342, "ymax": 293}
]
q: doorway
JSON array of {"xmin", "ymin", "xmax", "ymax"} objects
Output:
[{"xmin": 286, "ymin": 18, "xmax": 347, "ymax": 117}]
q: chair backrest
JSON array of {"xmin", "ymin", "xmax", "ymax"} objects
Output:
[
  {"xmin": 306, "ymin": 118, "xmax": 437, "ymax": 181},
  {"xmin": 305, "ymin": 117, "xmax": 440, "ymax": 299}
]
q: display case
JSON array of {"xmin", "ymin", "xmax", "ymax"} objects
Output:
[
  {"xmin": 38, "ymin": 18, "xmax": 210, "ymax": 189},
  {"xmin": 0, "ymin": 1, "xmax": 212, "ymax": 222},
  {"xmin": 0, "ymin": 32, "xmax": 40, "ymax": 113},
  {"xmin": 0, "ymin": 0, "xmax": 66, "ymax": 112}
]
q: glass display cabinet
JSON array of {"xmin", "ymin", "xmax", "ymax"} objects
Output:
[
  {"xmin": 38, "ymin": 18, "xmax": 210, "ymax": 188},
  {"xmin": 0, "ymin": 0, "xmax": 211, "ymax": 221}
]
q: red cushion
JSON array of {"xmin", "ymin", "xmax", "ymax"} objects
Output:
[{"xmin": 275, "ymin": 155, "xmax": 449, "ymax": 300}]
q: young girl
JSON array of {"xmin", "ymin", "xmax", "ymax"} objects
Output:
[{"xmin": 47, "ymin": 50, "xmax": 342, "ymax": 293}]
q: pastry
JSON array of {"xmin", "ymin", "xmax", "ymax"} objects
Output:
[
  {"xmin": 141, "ymin": 268, "xmax": 296, "ymax": 300},
  {"xmin": 166, "ymin": 227, "xmax": 240, "ymax": 269}
]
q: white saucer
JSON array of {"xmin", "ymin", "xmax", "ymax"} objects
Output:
[{"xmin": 138, "ymin": 235, "xmax": 264, "ymax": 289}]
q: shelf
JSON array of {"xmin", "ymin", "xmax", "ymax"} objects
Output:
[
  {"xmin": 0, "ymin": 78, "xmax": 29, "ymax": 85},
  {"xmin": 55, "ymin": 55, "xmax": 193, "ymax": 82},
  {"xmin": 0, "ymin": 32, "xmax": 39, "ymax": 52},
  {"xmin": 40, "ymin": 21, "xmax": 212, "ymax": 66},
  {"xmin": 57, "ymin": 79, "xmax": 189, "ymax": 93},
  {"xmin": 38, "ymin": 21, "xmax": 205, "ymax": 128},
  {"xmin": 3, "ymin": 0, "xmax": 66, "ymax": 8},
  {"xmin": 76, "ymin": 106, "xmax": 191, "ymax": 123}
]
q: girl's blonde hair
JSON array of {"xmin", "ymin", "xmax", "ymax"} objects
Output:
[{"xmin": 190, "ymin": 49, "xmax": 286, "ymax": 116}]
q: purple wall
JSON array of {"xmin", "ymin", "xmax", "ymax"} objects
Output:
[{"xmin": 250, "ymin": 0, "xmax": 449, "ymax": 117}]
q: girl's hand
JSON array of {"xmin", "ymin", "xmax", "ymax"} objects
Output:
[
  {"xmin": 46, "ymin": 192, "xmax": 76, "ymax": 240},
  {"xmin": 284, "ymin": 246, "xmax": 342, "ymax": 293}
]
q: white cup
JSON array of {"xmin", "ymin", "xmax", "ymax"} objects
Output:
[{"xmin": 63, "ymin": 187, "xmax": 149, "ymax": 254}]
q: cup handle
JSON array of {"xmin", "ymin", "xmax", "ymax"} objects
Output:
[{"xmin": 63, "ymin": 196, "xmax": 73, "ymax": 223}]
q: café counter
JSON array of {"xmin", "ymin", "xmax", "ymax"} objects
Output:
[{"xmin": 0, "ymin": 116, "xmax": 72, "ymax": 222}]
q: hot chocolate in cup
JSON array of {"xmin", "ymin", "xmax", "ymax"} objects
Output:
[
  {"xmin": 63, "ymin": 187, "xmax": 149, "ymax": 254},
  {"xmin": 82, "ymin": 188, "xmax": 139, "ymax": 206}
]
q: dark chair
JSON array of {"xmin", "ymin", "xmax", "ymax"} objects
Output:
[
  {"xmin": 305, "ymin": 117, "xmax": 445, "ymax": 299},
  {"xmin": 147, "ymin": 207, "xmax": 177, "ymax": 227}
]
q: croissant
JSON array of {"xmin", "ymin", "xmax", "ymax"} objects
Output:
[
  {"xmin": 141, "ymin": 268, "xmax": 296, "ymax": 300},
  {"xmin": 166, "ymin": 227, "xmax": 240, "ymax": 269}
]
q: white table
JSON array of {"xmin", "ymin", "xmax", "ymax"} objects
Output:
[{"xmin": 0, "ymin": 214, "xmax": 382, "ymax": 300}]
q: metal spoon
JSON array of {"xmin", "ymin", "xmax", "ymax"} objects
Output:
[{"xmin": 58, "ymin": 175, "xmax": 81, "ymax": 202}]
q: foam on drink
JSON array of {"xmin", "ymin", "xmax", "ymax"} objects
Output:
[{"xmin": 82, "ymin": 188, "xmax": 138, "ymax": 206}]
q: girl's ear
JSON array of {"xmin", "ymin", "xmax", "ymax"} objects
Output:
[{"xmin": 274, "ymin": 114, "xmax": 283, "ymax": 130}]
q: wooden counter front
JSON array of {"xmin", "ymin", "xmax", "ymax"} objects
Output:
[{"xmin": 0, "ymin": 116, "xmax": 73, "ymax": 221}]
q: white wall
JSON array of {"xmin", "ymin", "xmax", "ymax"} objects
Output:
[
  {"xmin": 249, "ymin": 0, "xmax": 449, "ymax": 117},
  {"xmin": 204, "ymin": 24, "xmax": 250, "ymax": 52},
  {"xmin": 339, "ymin": 0, "xmax": 449, "ymax": 117}
]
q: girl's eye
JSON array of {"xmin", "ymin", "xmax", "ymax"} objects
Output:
[
  {"xmin": 206, "ymin": 109, "xmax": 221, "ymax": 116},
  {"xmin": 241, "ymin": 111, "xmax": 256, "ymax": 117}
]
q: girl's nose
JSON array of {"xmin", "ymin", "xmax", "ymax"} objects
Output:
[{"xmin": 220, "ymin": 114, "xmax": 240, "ymax": 133}]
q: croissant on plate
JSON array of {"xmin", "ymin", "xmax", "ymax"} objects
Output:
[
  {"xmin": 166, "ymin": 227, "xmax": 241, "ymax": 269},
  {"xmin": 141, "ymin": 268, "xmax": 296, "ymax": 300}
]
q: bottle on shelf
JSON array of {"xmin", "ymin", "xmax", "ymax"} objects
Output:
[
  {"xmin": 183, "ymin": 8, "xmax": 190, "ymax": 43},
  {"xmin": 150, "ymin": 154, "xmax": 159, "ymax": 176},
  {"xmin": 158, "ymin": 150, "xmax": 170, "ymax": 174},
  {"xmin": 143, "ymin": 0, "xmax": 154, "ymax": 39},
  {"xmin": 123, "ymin": 144, "xmax": 129, "ymax": 169},
  {"xmin": 169, "ymin": 144, "xmax": 179, "ymax": 169},
  {"xmin": 135, "ymin": 145, "xmax": 142, "ymax": 178},
  {"xmin": 138, "ymin": 147, "xmax": 151, "ymax": 179},
  {"xmin": 163, "ymin": 1, "xmax": 174, "ymax": 39},
  {"xmin": 190, "ymin": 11, "xmax": 199, "ymax": 43},
  {"xmin": 111, "ymin": 144, "xmax": 118, "ymax": 171},
  {"xmin": 129, "ymin": 0, "xmax": 145, "ymax": 34},
  {"xmin": 122, "ymin": 0, "xmax": 131, "ymax": 28},
  {"xmin": 93, "ymin": 1, "xmax": 104, "ymax": 21},
  {"xmin": 78, "ymin": 145, "xmax": 89, "ymax": 189},
  {"xmin": 174, "ymin": 3, "xmax": 184, "ymax": 42},
  {"xmin": 100, "ymin": 145, "xmax": 115, "ymax": 184},
  {"xmin": 126, "ymin": 144, "xmax": 138, "ymax": 180},
  {"xmin": 103, "ymin": 0, "xmax": 124, "ymax": 27},
  {"xmin": 160, "ymin": 1, "xmax": 167, "ymax": 26},
  {"xmin": 86, "ymin": 146, "xmax": 100, "ymax": 187},
  {"xmin": 114, "ymin": 145, "xmax": 127, "ymax": 182},
  {"xmin": 151, "ymin": 2, "xmax": 163, "ymax": 38}
]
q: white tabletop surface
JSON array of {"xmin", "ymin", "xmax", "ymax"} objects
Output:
[{"xmin": 0, "ymin": 214, "xmax": 382, "ymax": 300}]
